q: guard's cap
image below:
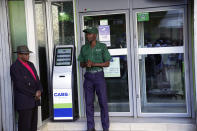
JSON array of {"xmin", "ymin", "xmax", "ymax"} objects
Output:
[{"xmin": 83, "ymin": 27, "xmax": 98, "ymax": 34}]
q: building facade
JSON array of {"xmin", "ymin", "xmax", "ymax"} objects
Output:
[{"xmin": 0, "ymin": 0, "xmax": 196, "ymax": 130}]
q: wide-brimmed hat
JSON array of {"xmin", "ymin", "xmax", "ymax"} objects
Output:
[
  {"xmin": 83, "ymin": 27, "xmax": 98, "ymax": 34},
  {"xmin": 13, "ymin": 45, "xmax": 33, "ymax": 53}
]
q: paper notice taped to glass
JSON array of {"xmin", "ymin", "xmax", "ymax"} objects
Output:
[
  {"xmin": 98, "ymin": 25, "xmax": 111, "ymax": 46},
  {"xmin": 104, "ymin": 57, "xmax": 120, "ymax": 77}
]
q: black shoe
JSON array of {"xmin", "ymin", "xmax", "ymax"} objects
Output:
[
  {"xmin": 103, "ymin": 129, "xmax": 109, "ymax": 131},
  {"xmin": 87, "ymin": 128, "xmax": 96, "ymax": 131}
]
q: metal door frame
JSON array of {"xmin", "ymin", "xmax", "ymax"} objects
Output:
[
  {"xmin": 79, "ymin": 10, "xmax": 133, "ymax": 116},
  {"xmin": 133, "ymin": 6, "xmax": 192, "ymax": 117}
]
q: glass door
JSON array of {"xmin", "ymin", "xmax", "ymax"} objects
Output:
[
  {"xmin": 35, "ymin": 1, "xmax": 50, "ymax": 121},
  {"xmin": 134, "ymin": 7, "xmax": 191, "ymax": 116},
  {"xmin": 80, "ymin": 11, "xmax": 133, "ymax": 116}
]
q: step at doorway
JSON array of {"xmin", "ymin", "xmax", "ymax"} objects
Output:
[{"xmin": 38, "ymin": 117, "xmax": 196, "ymax": 131}]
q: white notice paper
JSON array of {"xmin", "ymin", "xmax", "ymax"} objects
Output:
[
  {"xmin": 98, "ymin": 25, "xmax": 111, "ymax": 46},
  {"xmin": 104, "ymin": 57, "xmax": 120, "ymax": 77}
]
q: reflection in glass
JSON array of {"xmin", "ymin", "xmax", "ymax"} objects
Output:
[
  {"xmin": 84, "ymin": 14, "xmax": 126, "ymax": 49},
  {"xmin": 52, "ymin": 2, "xmax": 75, "ymax": 45},
  {"xmin": 137, "ymin": 10, "xmax": 183, "ymax": 48},
  {"xmin": 139, "ymin": 53, "xmax": 186, "ymax": 113},
  {"xmin": 95, "ymin": 55, "xmax": 129, "ymax": 112},
  {"xmin": 35, "ymin": 3, "xmax": 50, "ymax": 120},
  {"xmin": 8, "ymin": 0, "xmax": 27, "ymax": 61}
]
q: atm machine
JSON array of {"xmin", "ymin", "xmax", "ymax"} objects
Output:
[{"xmin": 52, "ymin": 45, "xmax": 78, "ymax": 121}]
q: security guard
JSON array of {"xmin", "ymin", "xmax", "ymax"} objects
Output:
[{"xmin": 78, "ymin": 27, "xmax": 111, "ymax": 131}]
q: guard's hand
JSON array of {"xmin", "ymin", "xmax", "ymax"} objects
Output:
[
  {"xmin": 35, "ymin": 90, "xmax": 41, "ymax": 100},
  {"xmin": 87, "ymin": 60, "xmax": 92, "ymax": 67}
]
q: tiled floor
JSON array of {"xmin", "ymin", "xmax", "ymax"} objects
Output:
[{"xmin": 38, "ymin": 117, "xmax": 196, "ymax": 131}]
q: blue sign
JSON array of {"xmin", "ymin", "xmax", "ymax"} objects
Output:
[{"xmin": 54, "ymin": 92, "xmax": 69, "ymax": 96}]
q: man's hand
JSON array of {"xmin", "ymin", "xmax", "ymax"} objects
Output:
[
  {"xmin": 80, "ymin": 60, "xmax": 95, "ymax": 68},
  {"xmin": 87, "ymin": 60, "xmax": 93, "ymax": 67},
  {"xmin": 35, "ymin": 90, "xmax": 41, "ymax": 100}
]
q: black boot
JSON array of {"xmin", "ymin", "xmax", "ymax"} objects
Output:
[{"xmin": 87, "ymin": 128, "xmax": 96, "ymax": 131}]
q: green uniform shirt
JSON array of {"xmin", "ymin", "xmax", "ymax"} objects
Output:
[{"xmin": 78, "ymin": 41, "xmax": 111, "ymax": 72}]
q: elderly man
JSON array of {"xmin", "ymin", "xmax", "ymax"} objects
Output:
[
  {"xmin": 10, "ymin": 45, "xmax": 43, "ymax": 131},
  {"xmin": 78, "ymin": 27, "xmax": 111, "ymax": 131}
]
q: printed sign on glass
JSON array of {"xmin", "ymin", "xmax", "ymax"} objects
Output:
[
  {"xmin": 98, "ymin": 25, "xmax": 111, "ymax": 46},
  {"xmin": 104, "ymin": 57, "xmax": 120, "ymax": 77}
]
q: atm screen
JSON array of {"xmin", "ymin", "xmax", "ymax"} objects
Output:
[{"xmin": 55, "ymin": 48, "xmax": 72, "ymax": 66}]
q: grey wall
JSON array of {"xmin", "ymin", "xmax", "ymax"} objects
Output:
[
  {"xmin": 0, "ymin": 0, "xmax": 14, "ymax": 131},
  {"xmin": 78, "ymin": 0, "xmax": 130, "ymax": 12},
  {"xmin": 132, "ymin": 0, "xmax": 187, "ymax": 9},
  {"xmin": 78, "ymin": 0, "xmax": 187, "ymax": 13}
]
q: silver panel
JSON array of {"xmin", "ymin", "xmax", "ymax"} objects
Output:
[
  {"xmin": 78, "ymin": 0, "xmax": 129, "ymax": 12},
  {"xmin": 194, "ymin": 0, "xmax": 197, "ymax": 124},
  {"xmin": 0, "ymin": 0, "xmax": 14, "ymax": 130},
  {"xmin": 73, "ymin": 0, "xmax": 85, "ymax": 117},
  {"xmin": 129, "ymin": 10, "xmax": 138, "ymax": 118},
  {"xmin": 132, "ymin": 0, "xmax": 187, "ymax": 9},
  {"xmin": 187, "ymin": 2, "xmax": 195, "ymax": 119},
  {"xmin": 53, "ymin": 67, "xmax": 72, "ymax": 89}
]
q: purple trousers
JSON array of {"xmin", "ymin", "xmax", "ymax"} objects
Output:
[{"xmin": 84, "ymin": 71, "xmax": 109, "ymax": 130}]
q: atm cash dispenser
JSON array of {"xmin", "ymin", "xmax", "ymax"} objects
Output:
[{"xmin": 52, "ymin": 45, "xmax": 78, "ymax": 121}]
